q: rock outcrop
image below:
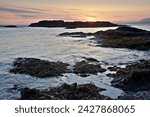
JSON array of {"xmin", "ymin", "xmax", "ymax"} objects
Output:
[
  {"xmin": 10, "ymin": 58, "xmax": 106, "ymax": 78},
  {"xmin": 94, "ymin": 26, "xmax": 150, "ymax": 50},
  {"xmin": 59, "ymin": 26, "xmax": 150, "ymax": 50},
  {"xmin": 10, "ymin": 58, "xmax": 69, "ymax": 78},
  {"xmin": 20, "ymin": 83, "xmax": 110, "ymax": 100},
  {"xmin": 111, "ymin": 60, "xmax": 150, "ymax": 92},
  {"xmin": 73, "ymin": 60, "xmax": 106, "ymax": 77}
]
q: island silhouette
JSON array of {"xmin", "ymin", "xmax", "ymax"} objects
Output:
[{"xmin": 29, "ymin": 20, "xmax": 119, "ymax": 28}]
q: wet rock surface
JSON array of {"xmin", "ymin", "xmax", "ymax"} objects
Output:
[
  {"xmin": 107, "ymin": 66, "xmax": 121, "ymax": 71},
  {"xmin": 20, "ymin": 83, "xmax": 110, "ymax": 100},
  {"xmin": 73, "ymin": 60, "xmax": 106, "ymax": 77},
  {"xmin": 94, "ymin": 26, "xmax": 150, "ymax": 50},
  {"xmin": 10, "ymin": 58, "xmax": 69, "ymax": 78},
  {"xmin": 10, "ymin": 58, "xmax": 107, "ymax": 78},
  {"xmin": 111, "ymin": 60, "xmax": 150, "ymax": 92},
  {"xmin": 118, "ymin": 91, "xmax": 150, "ymax": 100},
  {"xmin": 82, "ymin": 57, "xmax": 99, "ymax": 62}
]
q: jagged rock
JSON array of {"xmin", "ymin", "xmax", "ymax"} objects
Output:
[
  {"xmin": 118, "ymin": 91, "xmax": 150, "ymax": 100},
  {"xmin": 10, "ymin": 58, "xmax": 69, "ymax": 78},
  {"xmin": 73, "ymin": 60, "xmax": 106, "ymax": 77},
  {"xmin": 94, "ymin": 26, "xmax": 150, "ymax": 50},
  {"xmin": 111, "ymin": 60, "xmax": 150, "ymax": 92},
  {"xmin": 20, "ymin": 83, "xmax": 110, "ymax": 100}
]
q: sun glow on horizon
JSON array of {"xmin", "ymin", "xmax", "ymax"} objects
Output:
[{"xmin": 85, "ymin": 17, "xmax": 97, "ymax": 22}]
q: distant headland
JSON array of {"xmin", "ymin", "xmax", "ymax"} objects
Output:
[{"xmin": 28, "ymin": 20, "xmax": 119, "ymax": 28}]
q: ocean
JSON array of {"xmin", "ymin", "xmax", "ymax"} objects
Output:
[{"xmin": 0, "ymin": 23, "xmax": 150, "ymax": 99}]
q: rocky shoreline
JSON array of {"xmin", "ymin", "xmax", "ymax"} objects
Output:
[
  {"xmin": 10, "ymin": 58, "xmax": 69, "ymax": 77},
  {"xmin": 9, "ymin": 26, "xmax": 150, "ymax": 100},
  {"xmin": 10, "ymin": 57, "xmax": 150, "ymax": 100},
  {"xmin": 59, "ymin": 26, "xmax": 150, "ymax": 50}
]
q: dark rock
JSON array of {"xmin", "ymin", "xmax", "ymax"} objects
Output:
[
  {"xmin": 4, "ymin": 25, "xmax": 17, "ymax": 28},
  {"xmin": 106, "ymin": 73, "xmax": 117, "ymax": 78},
  {"xmin": 111, "ymin": 60, "xmax": 150, "ymax": 92},
  {"xmin": 29, "ymin": 20, "xmax": 119, "ymax": 28},
  {"xmin": 10, "ymin": 57, "xmax": 107, "ymax": 78},
  {"xmin": 10, "ymin": 58, "xmax": 69, "ymax": 78},
  {"xmin": 20, "ymin": 88, "xmax": 53, "ymax": 100},
  {"xmin": 82, "ymin": 57, "xmax": 99, "ymax": 62},
  {"xmin": 20, "ymin": 83, "xmax": 110, "ymax": 100},
  {"xmin": 65, "ymin": 26, "xmax": 77, "ymax": 29},
  {"xmin": 118, "ymin": 91, "xmax": 150, "ymax": 100},
  {"xmin": 73, "ymin": 60, "xmax": 106, "ymax": 76},
  {"xmin": 59, "ymin": 32, "xmax": 88, "ymax": 38},
  {"xmin": 107, "ymin": 66, "xmax": 120, "ymax": 71},
  {"xmin": 94, "ymin": 26, "xmax": 150, "ymax": 50}
]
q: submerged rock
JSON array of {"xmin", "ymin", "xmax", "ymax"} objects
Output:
[
  {"xmin": 10, "ymin": 58, "xmax": 69, "ymax": 78},
  {"xmin": 111, "ymin": 60, "xmax": 150, "ymax": 92},
  {"xmin": 73, "ymin": 60, "xmax": 106, "ymax": 77},
  {"xmin": 94, "ymin": 26, "xmax": 150, "ymax": 50},
  {"xmin": 20, "ymin": 83, "xmax": 109, "ymax": 100}
]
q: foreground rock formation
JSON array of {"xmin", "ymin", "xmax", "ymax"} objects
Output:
[
  {"xmin": 111, "ymin": 60, "xmax": 150, "ymax": 92},
  {"xmin": 10, "ymin": 58, "xmax": 150, "ymax": 99},
  {"xmin": 10, "ymin": 58, "xmax": 106, "ymax": 78},
  {"xmin": 20, "ymin": 83, "xmax": 110, "ymax": 100},
  {"xmin": 73, "ymin": 60, "xmax": 106, "ymax": 77},
  {"xmin": 10, "ymin": 58, "xmax": 69, "ymax": 77},
  {"xmin": 110, "ymin": 59, "xmax": 150, "ymax": 100},
  {"xmin": 29, "ymin": 20, "xmax": 119, "ymax": 28}
]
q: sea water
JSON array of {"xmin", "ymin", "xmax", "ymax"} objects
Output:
[{"xmin": 0, "ymin": 24, "xmax": 150, "ymax": 99}]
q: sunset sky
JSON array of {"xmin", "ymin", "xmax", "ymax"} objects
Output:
[{"xmin": 0, "ymin": 0, "xmax": 150, "ymax": 25}]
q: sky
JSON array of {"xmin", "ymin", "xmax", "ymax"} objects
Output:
[{"xmin": 0, "ymin": 0, "xmax": 150, "ymax": 25}]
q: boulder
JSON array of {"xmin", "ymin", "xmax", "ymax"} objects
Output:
[{"xmin": 10, "ymin": 58, "xmax": 69, "ymax": 78}]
